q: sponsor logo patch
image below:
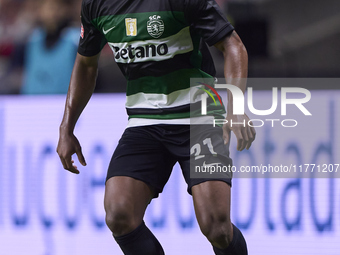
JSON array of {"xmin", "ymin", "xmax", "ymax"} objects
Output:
[{"xmin": 111, "ymin": 43, "xmax": 168, "ymax": 61}]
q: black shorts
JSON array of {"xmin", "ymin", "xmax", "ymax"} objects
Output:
[{"xmin": 106, "ymin": 124, "xmax": 232, "ymax": 198}]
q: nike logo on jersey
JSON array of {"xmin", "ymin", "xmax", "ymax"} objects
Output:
[{"xmin": 103, "ymin": 26, "xmax": 116, "ymax": 35}]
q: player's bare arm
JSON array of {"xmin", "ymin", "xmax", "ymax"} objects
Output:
[
  {"xmin": 214, "ymin": 31, "xmax": 256, "ymax": 151},
  {"xmin": 57, "ymin": 53, "xmax": 100, "ymax": 174}
]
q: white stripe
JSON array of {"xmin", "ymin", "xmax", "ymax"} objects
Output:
[
  {"xmin": 125, "ymin": 87, "xmax": 203, "ymax": 109},
  {"xmin": 108, "ymin": 27, "xmax": 193, "ymax": 63},
  {"xmin": 126, "ymin": 116, "xmax": 218, "ymax": 128}
]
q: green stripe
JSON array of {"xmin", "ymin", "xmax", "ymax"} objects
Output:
[
  {"xmin": 126, "ymin": 68, "xmax": 212, "ymax": 96},
  {"xmin": 92, "ymin": 11, "xmax": 187, "ymax": 43}
]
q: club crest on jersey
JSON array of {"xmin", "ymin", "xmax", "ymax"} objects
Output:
[
  {"xmin": 147, "ymin": 15, "xmax": 164, "ymax": 38},
  {"xmin": 125, "ymin": 18, "xmax": 137, "ymax": 36}
]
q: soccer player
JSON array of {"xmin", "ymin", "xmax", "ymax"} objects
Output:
[{"xmin": 57, "ymin": 0, "xmax": 255, "ymax": 254}]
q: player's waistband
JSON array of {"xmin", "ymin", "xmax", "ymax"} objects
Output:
[{"xmin": 126, "ymin": 116, "xmax": 219, "ymax": 128}]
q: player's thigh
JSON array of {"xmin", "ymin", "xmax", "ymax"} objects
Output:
[
  {"xmin": 104, "ymin": 176, "xmax": 154, "ymax": 224},
  {"xmin": 106, "ymin": 126, "xmax": 175, "ymax": 197},
  {"xmin": 192, "ymin": 180, "xmax": 232, "ymax": 230}
]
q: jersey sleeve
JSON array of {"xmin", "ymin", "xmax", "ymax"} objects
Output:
[
  {"xmin": 78, "ymin": 0, "xmax": 107, "ymax": 56},
  {"xmin": 185, "ymin": 0, "xmax": 234, "ymax": 46}
]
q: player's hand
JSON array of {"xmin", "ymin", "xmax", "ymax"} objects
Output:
[
  {"xmin": 223, "ymin": 113, "xmax": 256, "ymax": 151},
  {"xmin": 56, "ymin": 132, "xmax": 86, "ymax": 174}
]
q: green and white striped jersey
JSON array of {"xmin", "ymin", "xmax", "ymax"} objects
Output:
[{"xmin": 78, "ymin": 0, "xmax": 234, "ymax": 127}]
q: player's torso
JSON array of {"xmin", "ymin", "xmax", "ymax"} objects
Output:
[{"xmin": 85, "ymin": 0, "xmax": 223, "ymax": 126}]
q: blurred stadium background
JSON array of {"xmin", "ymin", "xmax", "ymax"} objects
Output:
[{"xmin": 0, "ymin": 0, "xmax": 339, "ymax": 254}]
